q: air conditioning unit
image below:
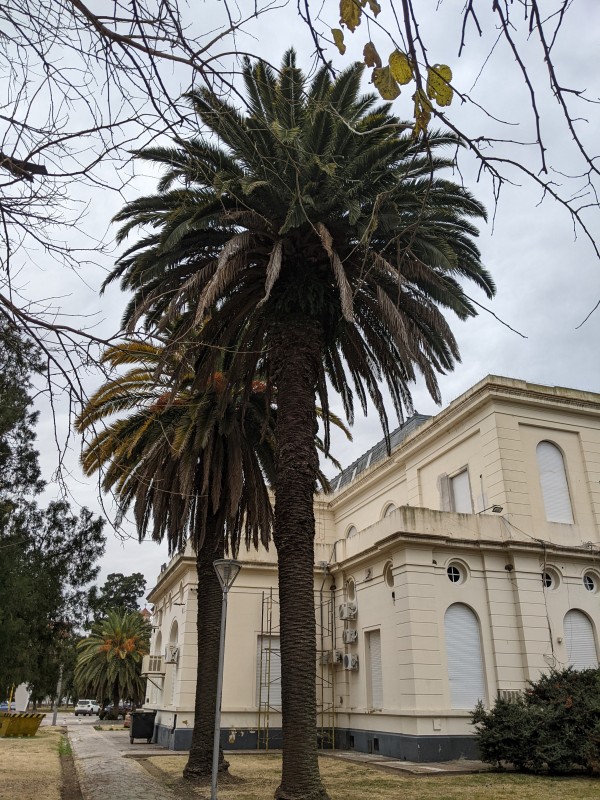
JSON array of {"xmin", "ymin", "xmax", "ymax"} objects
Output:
[
  {"xmin": 320, "ymin": 651, "xmax": 333, "ymax": 665},
  {"xmin": 339, "ymin": 602, "xmax": 357, "ymax": 620},
  {"xmin": 333, "ymin": 650, "xmax": 344, "ymax": 664},
  {"xmin": 342, "ymin": 629, "xmax": 358, "ymax": 644},
  {"xmin": 499, "ymin": 689, "xmax": 522, "ymax": 704},
  {"xmin": 343, "ymin": 653, "xmax": 359, "ymax": 671},
  {"xmin": 164, "ymin": 644, "xmax": 179, "ymax": 664}
]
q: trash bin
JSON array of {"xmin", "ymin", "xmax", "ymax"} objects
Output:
[
  {"xmin": 0, "ymin": 711, "xmax": 45, "ymax": 737},
  {"xmin": 129, "ymin": 710, "xmax": 156, "ymax": 744}
]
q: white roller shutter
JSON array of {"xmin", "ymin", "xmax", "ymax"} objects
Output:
[
  {"xmin": 450, "ymin": 470, "xmax": 473, "ymax": 514},
  {"xmin": 536, "ymin": 441, "xmax": 573, "ymax": 523},
  {"xmin": 367, "ymin": 630, "xmax": 383, "ymax": 710},
  {"xmin": 445, "ymin": 604, "xmax": 487, "ymax": 709},
  {"xmin": 256, "ymin": 635, "xmax": 281, "ymax": 709},
  {"xmin": 564, "ymin": 610, "xmax": 598, "ymax": 670}
]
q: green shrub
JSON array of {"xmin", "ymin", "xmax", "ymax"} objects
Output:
[{"xmin": 472, "ymin": 667, "xmax": 600, "ymax": 774}]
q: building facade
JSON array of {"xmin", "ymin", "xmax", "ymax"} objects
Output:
[{"xmin": 142, "ymin": 375, "xmax": 600, "ymax": 759}]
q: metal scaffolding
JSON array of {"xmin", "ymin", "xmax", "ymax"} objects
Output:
[
  {"xmin": 256, "ymin": 584, "xmax": 338, "ymax": 751},
  {"xmin": 315, "ymin": 585, "xmax": 337, "ymax": 749},
  {"xmin": 256, "ymin": 588, "xmax": 280, "ymax": 750}
]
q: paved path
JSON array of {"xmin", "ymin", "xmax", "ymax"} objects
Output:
[{"xmin": 66, "ymin": 718, "xmax": 177, "ymax": 800}]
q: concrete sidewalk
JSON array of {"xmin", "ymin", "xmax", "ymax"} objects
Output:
[
  {"xmin": 67, "ymin": 722, "xmax": 178, "ymax": 800},
  {"xmin": 324, "ymin": 750, "xmax": 489, "ymax": 776}
]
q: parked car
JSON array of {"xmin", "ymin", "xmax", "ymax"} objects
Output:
[
  {"xmin": 0, "ymin": 701, "xmax": 16, "ymax": 711},
  {"xmin": 74, "ymin": 699, "xmax": 100, "ymax": 716},
  {"xmin": 98, "ymin": 702, "xmax": 133, "ymax": 720}
]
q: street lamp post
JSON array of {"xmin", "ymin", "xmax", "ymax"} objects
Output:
[{"xmin": 211, "ymin": 559, "xmax": 242, "ymax": 800}]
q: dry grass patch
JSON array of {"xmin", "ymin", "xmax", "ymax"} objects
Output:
[
  {"xmin": 93, "ymin": 724, "xmax": 127, "ymax": 731},
  {"xmin": 0, "ymin": 726, "xmax": 63, "ymax": 800},
  {"xmin": 147, "ymin": 753, "xmax": 600, "ymax": 800}
]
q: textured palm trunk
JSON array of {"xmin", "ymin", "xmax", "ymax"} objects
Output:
[
  {"xmin": 183, "ymin": 514, "xmax": 229, "ymax": 780},
  {"xmin": 110, "ymin": 681, "xmax": 120, "ymax": 720},
  {"xmin": 271, "ymin": 316, "xmax": 329, "ymax": 800}
]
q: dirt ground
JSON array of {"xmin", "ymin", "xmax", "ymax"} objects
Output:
[
  {"xmin": 145, "ymin": 753, "xmax": 600, "ymax": 800},
  {"xmin": 0, "ymin": 726, "xmax": 63, "ymax": 800}
]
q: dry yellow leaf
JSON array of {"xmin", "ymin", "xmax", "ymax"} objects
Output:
[
  {"xmin": 366, "ymin": 0, "xmax": 381, "ymax": 15},
  {"xmin": 388, "ymin": 50, "xmax": 413, "ymax": 85},
  {"xmin": 413, "ymin": 89, "xmax": 432, "ymax": 137},
  {"xmin": 363, "ymin": 41, "xmax": 382, "ymax": 69},
  {"xmin": 331, "ymin": 28, "xmax": 346, "ymax": 55},
  {"xmin": 373, "ymin": 66, "xmax": 400, "ymax": 101},
  {"xmin": 426, "ymin": 64, "xmax": 453, "ymax": 107},
  {"xmin": 340, "ymin": 0, "xmax": 361, "ymax": 32}
]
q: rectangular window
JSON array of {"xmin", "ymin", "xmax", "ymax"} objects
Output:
[
  {"xmin": 256, "ymin": 635, "xmax": 281, "ymax": 709},
  {"xmin": 366, "ymin": 629, "xmax": 383, "ymax": 710},
  {"xmin": 450, "ymin": 469, "xmax": 473, "ymax": 514}
]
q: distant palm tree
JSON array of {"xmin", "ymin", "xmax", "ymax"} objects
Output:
[
  {"xmin": 106, "ymin": 52, "xmax": 494, "ymax": 799},
  {"xmin": 77, "ymin": 338, "xmax": 276, "ymax": 778},
  {"xmin": 75, "ymin": 608, "xmax": 149, "ymax": 712}
]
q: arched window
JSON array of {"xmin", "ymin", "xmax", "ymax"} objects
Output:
[
  {"xmin": 346, "ymin": 525, "xmax": 357, "ymax": 538},
  {"xmin": 346, "ymin": 578, "xmax": 356, "ymax": 602},
  {"xmin": 154, "ymin": 631, "xmax": 162, "ymax": 657},
  {"xmin": 536, "ymin": 441, "xmax": 573, "ymax": 524},
  {"xmin": 564, "ymin": 610, "xmax": 598, "ymax": 670},
  {"xmin": 383, "ymin": 503, "xmax": 397, "ymax": 518},
  {"xmin": 444, "ymin": 603, "xmax": 487, "ymax": 709},
  {"xmin": 169, "ymin": 619, "xmax": 178, "ymax": 645}
]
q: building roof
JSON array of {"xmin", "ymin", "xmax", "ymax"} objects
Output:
[{"xmin": 330, "ymin": 413, "xmax": 431, "ymax": 493}]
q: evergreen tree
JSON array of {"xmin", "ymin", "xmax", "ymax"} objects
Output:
[
  {"xmin": 88, "ymin": 572, "xmax": 147, "ymax": 621},
  {"xmin": 0, "ymin": 319, "xmax": 106, "ymax": 699}
]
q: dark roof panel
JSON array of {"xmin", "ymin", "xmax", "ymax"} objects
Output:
[{"xmin": 331, "ymin": 413, "xmax": 431, "ymax": 492}]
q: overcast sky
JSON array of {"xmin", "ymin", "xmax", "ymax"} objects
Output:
[{"xmin": 16, "ymin": 1, "xmax": 600, "ymax": 602}]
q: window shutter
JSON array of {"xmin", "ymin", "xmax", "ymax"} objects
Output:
[
  {"xmin": 256, "ymin": 635, "xmax": 281, "ymax": 708},
  {"xmin": 536, "ymin": 441, "xmax": 573, "ymax": 523},
  {"xmin": 444, "ymin": 604, "xmax": 487, "ymax": 709},
  {"xmin": 564, "ymin": 610, "xmax": 598, "ymax": 670},
  {"xmin": 450, "ymin": 470, "xmax": 473, "ymax": 514},
  {"xmin": 367, "ymin": 630, "xmax": 383, "ymax": 710}
]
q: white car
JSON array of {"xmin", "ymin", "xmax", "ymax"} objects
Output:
[{"xmin": 74, "ymin": 699, "xmax": 100, "ymax": 716}]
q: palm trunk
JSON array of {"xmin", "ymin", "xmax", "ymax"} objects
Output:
[
  {"xmin": 111, "ymin": 681, "xmax": 120, "ymax": 720},
  {"xmin": 183, "ymin": 513, "xmax": 229, "ymax": 780},
  {"xmin": 271, "ymin": 316, "xmax": 329, "ymax": 800}
]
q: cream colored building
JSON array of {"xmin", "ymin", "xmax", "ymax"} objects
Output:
[{"xmin": 142, "ymin": 375, "xmax": 600, "ymax": 759}]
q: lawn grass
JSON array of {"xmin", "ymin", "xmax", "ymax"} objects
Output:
[
  {"xmin": 147, "ymin": 753, "xmax": 600, "ymax": 800},
  {"xmin": 0, "ymin": 726, "xmax": 63, "ymax": 800}
]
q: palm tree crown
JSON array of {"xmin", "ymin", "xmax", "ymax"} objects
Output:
[
  {"xmin": 75, "ymin": 609, "xmax": 149, "ymax": 705},
  {"xmin": 108, "ymin": 50, "xmax": 493, "ymax": 440},
  {"xmin": 77, "ymin": 338, "xmax": 275, "ymax": 555}
]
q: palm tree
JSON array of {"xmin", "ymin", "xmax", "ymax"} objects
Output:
[
  {"xmin": 77, "ymin": 338, "xmax": 276, "ymax": 779},
  {"xmin": 75, "ymin": 608, "xmax": 149, "ymax": 712},
  {"xmin": 106, "ymin": 52, "xmax": 494, "ymax": 800}
]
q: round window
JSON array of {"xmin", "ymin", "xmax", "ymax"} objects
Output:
[
  {"xmin": 583, "ymin": 573, "xmax": 597, "ymax": 593},
  {"xmin": 447, "ymin": 563, "xmax": 465, "ymax": 584},
  {"xmin": 542, "ymin": 569, "xmax": 559, "ymax": 590},
  {"xmin": 383, "ymin": 561, "xmax": 394, "ymax": 588}
]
